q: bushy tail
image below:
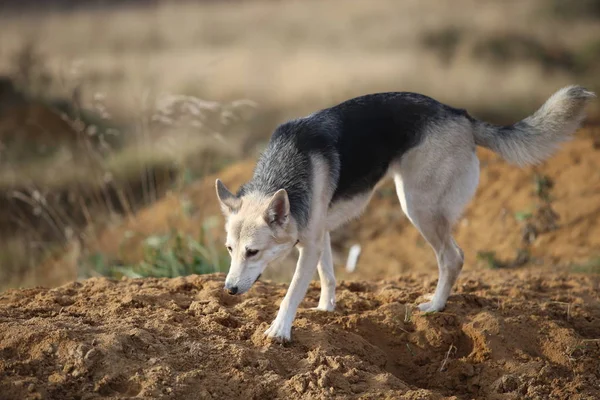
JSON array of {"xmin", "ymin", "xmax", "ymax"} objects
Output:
[{"xmin": 472, "ymin": 85, "xmax": 596, "ymax": 166}]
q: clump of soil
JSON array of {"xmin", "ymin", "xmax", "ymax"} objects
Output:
[{"xmin": 1, "ymin": 269, "xmax": 598, "ymax": 399}]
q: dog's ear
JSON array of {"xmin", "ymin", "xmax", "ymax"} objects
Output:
[
  {"xmin": 215, "ymin": 179, "xmax": 241, "ymax": 215},
  {"xmin": 264, "ymin": 189, "xmax": 289, "ymax": 228}
]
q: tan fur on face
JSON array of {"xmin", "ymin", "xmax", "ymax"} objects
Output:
[
  {"xmin": 221, "ymin": 191, "xmax": 298, "ymax": 293},
  {"xmin": 226, "ymin": 192, "xmax": 273, "ymax": 249}
]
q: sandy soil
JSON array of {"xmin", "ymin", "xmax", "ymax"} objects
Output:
[
  {"xmin": 2, "ymin": 128, "xmax": 599, "ymax": 399},
  {"xmin": 1, "ymin": 270, "xmax": 599, "ymax": 399}
]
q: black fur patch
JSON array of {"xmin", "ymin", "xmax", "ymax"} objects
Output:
[{"xmin": 239, "ymin": 92, "xmax": 468, "ymax": 228}]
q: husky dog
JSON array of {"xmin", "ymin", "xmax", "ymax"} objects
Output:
[{"xmin": 215, "ymin": 86, "xmax": 595, "ymax": 342}]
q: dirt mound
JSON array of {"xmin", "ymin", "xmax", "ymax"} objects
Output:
[
  {"xmin": 1, "ymin": 269, "xmax": 599, "ymax": 399},
  {"xmin": 90, "ymin": 128, "xmax": 600, "ymax": 283},
  {"xmin": 334, "ymin": 128, "xmax": 600, "ymax": 279}
]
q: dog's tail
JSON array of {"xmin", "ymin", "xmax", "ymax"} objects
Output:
[{"xmin": 472, "ymin": 85, "xmax": 595, "ymax": 166}]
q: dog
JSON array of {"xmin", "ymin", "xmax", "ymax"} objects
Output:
[{"xmin": 215, "ymin": 86, "xmax": 595, "ymax": 342}]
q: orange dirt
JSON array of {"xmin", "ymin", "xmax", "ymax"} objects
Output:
[
  {"xmin": 2, "ymin": 127, "xmax": 600, "ymax": 399},
  {"xmin": 1, "ymin": 270, "xmax": 599, "ymax": 399},
  {"xmin": 90, "ymin": 128, "xmax": 600, "ymax": 281}
]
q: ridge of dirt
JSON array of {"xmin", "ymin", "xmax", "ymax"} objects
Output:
[
  {"xmin": 85, "ymin": 129, "xmax": 600, "ymax": 284},
  {"xmin": 1, "ymin": 269, "xmax": 599, "ymax": 399}
]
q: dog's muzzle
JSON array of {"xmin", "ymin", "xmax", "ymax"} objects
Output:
[
  {"xmin": 224, "ymin": 281, "xmax": 239, "ymax": 295},
  {"xmin": 226, "ymin": 286, "xmax": 238, "ymax": 295},
  {"xmin": 224, "ymin": 274, "xmax": 262, "ymax": 295}
]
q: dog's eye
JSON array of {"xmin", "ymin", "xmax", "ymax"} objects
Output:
[
  {"xmin": 245, "ymin": 249, "xmax": 259, "ymax": 258},
  {"xmin": 226, "ymin": 245, "xmax": 232, "ymax": 253}
]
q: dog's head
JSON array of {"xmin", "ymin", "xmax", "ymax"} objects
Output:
[{"xmin": 215, "ymin": 179, "xmax": 298, "ymax": 295}]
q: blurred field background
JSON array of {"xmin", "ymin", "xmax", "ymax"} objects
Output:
[{"xmin": 1, "ymin": 0, "xmax": 599, "ymax": 290}]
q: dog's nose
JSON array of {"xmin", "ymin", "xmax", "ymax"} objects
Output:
[{"xmin": 227, "ymin": 286, "xmax": 238, "ymax": 295}]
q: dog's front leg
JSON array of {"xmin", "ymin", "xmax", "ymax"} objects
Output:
[{"xmin": 265, "ymin": 240, "xmax": 322, "ymax": 342}]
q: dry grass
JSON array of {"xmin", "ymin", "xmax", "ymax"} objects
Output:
[{"xmin": 2, "ymin": 0, "xmax": 600, "ymax": 119}]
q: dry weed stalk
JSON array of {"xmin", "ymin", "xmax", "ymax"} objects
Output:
[{"xmin": 439, "ymin": 344, "xmax": 457, "ymax": 372}]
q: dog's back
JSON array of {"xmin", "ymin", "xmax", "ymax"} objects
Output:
[
  {"xmin": 240, "ymin": 92, "xmax": 471, "ymax": 227},
  {"xmin": 319, "ymin": 92, "xmax": 469, "ymax": 201}
]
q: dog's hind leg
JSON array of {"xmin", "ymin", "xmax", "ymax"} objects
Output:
[
  {"xmin": 394, "ymin": 128, "xmax": 479, "ymax": 312},
  {"xmin": 402, "ymin": 208, "xmax": 464, "ymax": 312},
  {"xmin": 315, "ymin": 231, "xmax": 336, "ymax": 311}
]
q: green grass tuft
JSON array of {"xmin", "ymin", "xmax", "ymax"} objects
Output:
[
  {"xmin": 476, "ymin": 251, "xmax": 504, "ymax": 270},
  {"xmin": 571, "ymin": 258, "xmax": 600, "ymax": 274},
  {"xmin": 83, "ymin": 217, "xmax": 228, "ymax": 279}
]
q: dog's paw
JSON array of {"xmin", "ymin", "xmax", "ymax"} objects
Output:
[
  {"xmin": 311, "ymin": 300, "xmax": 335, "ymax": 312},
  {"xmin": 309, "ymin": 305, "xmax": 334, "ymax": 312},
  {"xmin": 264, "ymin": 319, "xmax": 292, "ymax": 343},
  {"xmin": 417, "ymin": 301, "xmax": 444, "ymax": 313}
]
